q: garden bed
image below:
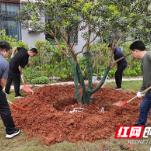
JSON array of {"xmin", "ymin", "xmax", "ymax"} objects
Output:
[{"xmin": 10, "ymin": 85, "xmax": 150, "ymax": 146}]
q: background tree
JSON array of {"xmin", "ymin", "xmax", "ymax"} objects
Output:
[{"xmin": 17, "ymin": 0, "xmax": 151, "ymax": 105}]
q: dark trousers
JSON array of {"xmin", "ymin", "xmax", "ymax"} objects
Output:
[
  {"xmin": 115, "ymin": 65, "xmax": 127, "ymax": 88},
  {"xmin": 137, "ymin": 91, "xmax": 151, "ymax": 126},
  {"xmin": 0, "ymin": 88, "xmax": 16, "ymax": 134},
  {"xmin": 5, "ymin": 70, "xmax": 21, "ymax": 96}
]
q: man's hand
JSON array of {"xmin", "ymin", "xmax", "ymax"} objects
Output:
[
  {"xmin": 12, "ymin": 47, "xmax": 17, "ymax": 56},
  {"xmin": 11, "ymin": 54, "xmax": 14, "ymax": 58},
  {"xmin": 111, "ymin": 62, "xmax": 117, "ymax": 68},
  {"xmin": 20, "ymin": 74, "xmax": 23, "ymax": 78},
  {"xmin": 19, "ymin": 66, "xmax": 23, "ymax": 78},
  {"xmin": 0, "ymin": 78, "xmax": 6, "ymax": 90},
  {"xmin": 31, "ymin": 90, "xmax": 34, "ymax": 95},
  {"xmin": 137, "ymin": 91, "xmax": 144, "ymax": 98}
]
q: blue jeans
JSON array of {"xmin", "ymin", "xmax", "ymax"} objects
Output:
[{"xmin": 137, "ymin": 91, "xmax": 151, "ymax": 126}]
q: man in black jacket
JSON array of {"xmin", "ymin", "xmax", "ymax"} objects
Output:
[
  {"xmin": 108, "ymin": 44, "xmax": 127, "ymax": 90},
  {"xmin": 5, "ymin": 47, "xmax": 38, "ymax": 98}
]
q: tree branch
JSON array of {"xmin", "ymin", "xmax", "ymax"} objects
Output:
[
  {"xmin": 57, "ymin": 27, "xmax": 68, "ymax": 42},
  {"xmin": 86, "ymin": 24, "xmax": 91, "ymax": 51},
  {"xmin": 76, "ymin": 34, "xmax": 98, "ymax": 56},
  {"xmin": 145, "ymin": 42, "xmax": 151, "ymax": 46},
  {"xmin": 53, "ymin": 36, "xmax": 69, "ymax": 57},
  {"xmin": 115, "ymin": 32, "xmax": 125, "ymax": 48}
]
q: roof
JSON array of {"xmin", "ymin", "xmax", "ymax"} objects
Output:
[{"xmin": 0, "ymin": 0, "xmax": 20, "ymax": 3}]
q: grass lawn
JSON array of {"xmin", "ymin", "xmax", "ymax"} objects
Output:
[
  {"xmin": 105, "ymin": 80, "xmax": 143, "ymax": 92},
  {"xmin": 1, "ymin": 80, "xmax": 151, "ymax": 151}
]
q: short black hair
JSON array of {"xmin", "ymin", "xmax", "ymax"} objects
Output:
[
  {"xmin": 30, "ymin": 48, "xmax": 38, "ymax": 54},
  {"xmin": 108, "ymin": 43, "xmax": 112, "ymax": 47},
  {"xmin": 129, "ymin": 41, "xmax": 146, "ymax": 51},
  {"xmin": 0, "ymin": 41, "xmax": 12, "ymax": 51}
]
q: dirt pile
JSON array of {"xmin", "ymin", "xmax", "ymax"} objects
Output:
[{"xmin": 10, "ymin": 85, "xmax": 149, "ymax": 146}]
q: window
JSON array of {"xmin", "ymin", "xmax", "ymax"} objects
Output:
[
  {"xmin": 0, "ymin": 2, "xmax": 21, "ymax": 41},
  {"xmin": 70, "ymin": 33, "xmax": 78, "ymax": 44}
]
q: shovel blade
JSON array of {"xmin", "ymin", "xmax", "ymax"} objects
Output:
[
  {"xmin": 12, "ymin": 103, "xmax": 30, "ymax": 111},
  {"xmin": 101, "ymin": 83, "xmax": 106, "ymax": 88},
  {"xmin": 116, "ymin": 101, "xmax": 127, "ymax": 107},
  {"xmin": 22, "ymin": 85, "xmax": 33, "ymax": 93},
  {"xmin": 113, "ymin": 101, "xmax": 123, "ymax": 106},
  {"xmin": 113, "ymin": 101, "xmax": 127, "ymax": 107}
]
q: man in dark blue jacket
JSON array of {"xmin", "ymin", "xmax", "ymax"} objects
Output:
[{"xmin": 108, "ymin": 44, "xmax": 127, "ymax": 90}]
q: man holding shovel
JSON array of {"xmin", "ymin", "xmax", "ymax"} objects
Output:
[
  {"xmin": 0, "ymin": 41, "xmax": 20, "ymax": 138},
  {"xmin": 5, "ymin": 47, "xmax": 37, "ymax": 98},
  {"xmin": 108, "ymin": 44, "xmax": 127, "ymax": 90},
  {"xmin": 130, "ymin": 40, "xmax": 151, "ymax": 126}
]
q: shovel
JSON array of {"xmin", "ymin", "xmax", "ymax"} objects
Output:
[
  {"xmin": 114, "ymin": 86, "xmax": 151, "ymax": 107},
  {"xmin": 21, "ymin": 78, "xmax": 34, "ymax": 93},
  {"xmin": 7, "ymin": 100, "xmax": 30, "ymax": 111},
  {"xmin": 101, "ymin": 75, "xmax": 109, "ymax": 88}
]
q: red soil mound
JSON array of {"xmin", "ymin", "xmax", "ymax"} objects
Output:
[{"xmin": 10, "ymin": 85, "xmax": 149, "ymax": 146}]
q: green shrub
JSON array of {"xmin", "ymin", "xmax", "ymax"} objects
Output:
[
  {"xmin": 31, "ymin": 76, "xmax": 50, "ymax": 84},
  {"xmin": 23, "ymin": 67, "xmax": 41, "ymax": 84}
]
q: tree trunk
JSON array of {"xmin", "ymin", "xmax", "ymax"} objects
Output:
[
  {"xmin": 68, "ymin": 57, "xmax": 80, "ymax": 102},
  {"xmin": 68, "ymin": 52, "xmax": 111, "ymax": 105}
]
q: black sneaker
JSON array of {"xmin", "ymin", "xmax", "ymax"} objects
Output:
[
  {"xmin": 15, "ymin": 95, "xmax": 24, "ymax": 99},
  {"xmin": 113, "ymin": 87, "xmax": 122, "ymax": 90},
  {"xmin": 4, "ymin": 91, "xmax": 9, "ymax": 95},
  {"xmin": 6, "ymin": 128, "xmax": 20, "ymax": 138}
]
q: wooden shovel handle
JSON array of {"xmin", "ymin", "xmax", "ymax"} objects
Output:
[
  {"xmin": 127, "ymin": 86, "xmax": 151, "ymax": 103},
  {"xmin": 7, "ymin": 100, "xmax": 12, "ymax": 105},
  {"xmin": 21, "ymin": 78, "xmax": 25, "ymax": 86},
  {"xmin": 111, "ymin": 52, "xmax": 131, "ymax": 68}
]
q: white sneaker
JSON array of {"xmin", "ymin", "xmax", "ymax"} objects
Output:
[
  {"xmin": 6, "ymin": 128, "xmax": 20, "ymax": 139},
  {"xmin": 15, "ymin": 95, "xmax": 24, "ymax": 98}
]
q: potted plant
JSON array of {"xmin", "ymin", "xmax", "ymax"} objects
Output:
[{"xmin": 92, "ymin": 73, "xmax": 97, "ymax": 83}]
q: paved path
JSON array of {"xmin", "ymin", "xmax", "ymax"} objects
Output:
[{"xmin": 8, "ymin": 77, "xmax": 143, "ymax": 90}]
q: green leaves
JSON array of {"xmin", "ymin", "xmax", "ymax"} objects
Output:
[
  {"xmin": 31, "ymin": 76, "xmax": 50, "ymax": 84},
  {"xmin": 82, "ymin": 2, "xmax": 94, "ymax": 13},
  {"xmin": 17, "ymin": 0, "xmax": 151, "ymax": 57}
]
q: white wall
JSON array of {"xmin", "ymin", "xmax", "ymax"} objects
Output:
[
  {"xmin": 21, "ymin": 30, "xmax": 45, "ymax": 49},
  {"xmin": 21, "ymin": 15, "xmax": 45, "ymax": 48},
  {"xmin": 74, "ymin": 27, "xmax": 100, "ymax": 57}
]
